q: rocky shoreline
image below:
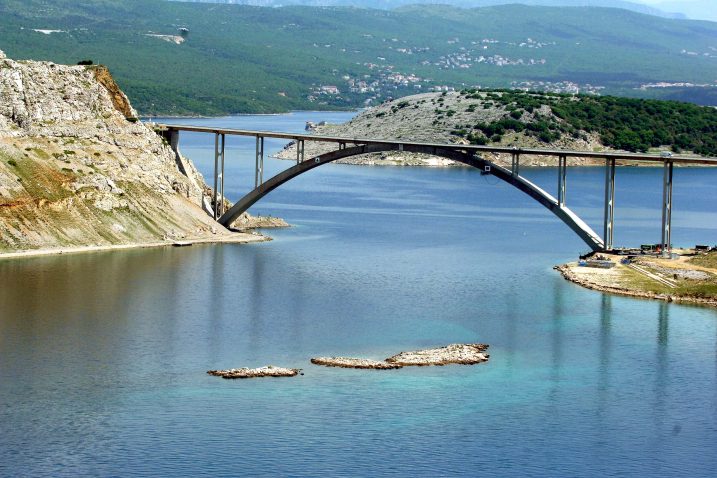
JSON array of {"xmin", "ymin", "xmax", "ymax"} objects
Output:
[
  {"xmin": 0, "ymin": 231, "xmax": 269, "ymax": 261},
  {"xmin": 555, "ymin": 263, "xmax": 717, "ymax": 308}
]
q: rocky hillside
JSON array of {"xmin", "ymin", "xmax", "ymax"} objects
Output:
[
  {"xmin": 0, "ymin": 51, "xmax": 258, "ymax": 253},
  {"xmin": 279, "ymin": 90, "xmax": 714, "ymax": 167}
]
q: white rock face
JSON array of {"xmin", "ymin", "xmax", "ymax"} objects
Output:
[
  {"xmin": 0, "ymin": 50, "xmax": 6, "ymax": 60},
  {"xmin": 0, "ymin": 54, "xmax": 225, "ymax": 251}
]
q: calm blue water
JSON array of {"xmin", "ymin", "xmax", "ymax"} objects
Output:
[{"xmin": 1, "ymin": 112, "xmax": 716, "ymax": 477}]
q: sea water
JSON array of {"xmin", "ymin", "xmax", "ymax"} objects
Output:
[{"xmin": 1, "ymin": 112, "xmax": 716, "ymax": 477}]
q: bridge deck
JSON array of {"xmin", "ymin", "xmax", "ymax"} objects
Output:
[{"xmin": 156, "ymin": 123, "xmax": 717, "ymax": 165}]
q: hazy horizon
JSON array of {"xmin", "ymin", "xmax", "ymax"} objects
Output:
[{"xmin": 169, "ymin": 0, "xmax": 717, "ymax": 22}]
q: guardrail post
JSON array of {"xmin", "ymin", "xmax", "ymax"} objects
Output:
[
  {"xmin": 660, "ymin": 161, "xmax": 673, "ymax": 257},
  {"xmin": 603, "ymin": 158, "xmax": 616, "ymax": 251},
  {"xmin": 558, "ymin": 154, "xmax": 567, "ymax": 207}
]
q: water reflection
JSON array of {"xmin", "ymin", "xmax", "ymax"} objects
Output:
[
  {"xmin": 598, "ymin": 294, "xmax": 613, "ymax": 390},
  {"xmin": 653, "ymin": 301, "xmax": 670, "ymax": 439}
]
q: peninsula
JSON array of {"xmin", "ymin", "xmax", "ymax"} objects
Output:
[
  {"xmin": 557, "ymin": 250, "xmax": 717, "ymax": 308},
  {"xmin": 279, "ymin": 90, "xmax": 716, "ymax": 167}
]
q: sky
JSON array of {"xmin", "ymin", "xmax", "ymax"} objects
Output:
[{"xmin": 638, "ymin": 0, "xmax": 717, "ymax": 22}]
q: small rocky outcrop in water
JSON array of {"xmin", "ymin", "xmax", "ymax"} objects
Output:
[
  {"xmin": 310, "ymin": 343, "xmax": 490, "ymax": 369},
  {"xmin": 230, "ymin": 212, "xmax": 290, "ymax": 230},
  {"xmin": 386, "ymin": 343, "xmax": 490, "ymax": 366},
  {"xmin": 207, "ymin": 366, "xmax": 301, "ymax": 379},
  {"xmin": 310, "ymin": 357, "xmax": 403, "ymax": 369}
]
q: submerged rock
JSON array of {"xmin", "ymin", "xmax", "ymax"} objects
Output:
[
  {"xmin": 386, "ymin": 343, "xmax": 490, "ymax": 366},
  {"xmin": 310, "ymin": 357, "xmax": 403, "ymax": 369},
  {"xmin": 207, "ymin": 365, "xmax": 300, "ymax": 379}
]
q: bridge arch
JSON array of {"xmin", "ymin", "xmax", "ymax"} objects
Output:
[{"xmin": 218, "ymin": 143, "xmax": 604, "ymax": 251}]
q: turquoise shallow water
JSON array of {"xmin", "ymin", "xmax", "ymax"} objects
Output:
[{"xmin": 1, "ymin": 112, "xmax": 716, "ymax": 477}]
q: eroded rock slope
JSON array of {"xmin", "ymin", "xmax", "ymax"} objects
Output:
[{"xmin": 0, "ymin": 51, "xmax": 232, "ymax": 252}]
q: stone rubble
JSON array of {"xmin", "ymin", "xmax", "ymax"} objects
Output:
[{"xmin": 207, "ymin": 366, "xmax": 301, "ymax": 379}]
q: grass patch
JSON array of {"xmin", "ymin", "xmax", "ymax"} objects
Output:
[
  {"xmin": 674, "ymin": 282, "xmax": 717, "ymax": 299},
  {"xmin": 689, "ymin": 252, "xmax": 717, "ymax": 269},
  {"xmin": 619, "ymin": 267, "xmax": 672, "ymax": 295}
]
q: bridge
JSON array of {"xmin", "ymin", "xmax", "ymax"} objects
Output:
[{"xmin": 158, "ymin": 124, "xmax": 717, "ymax": 253}]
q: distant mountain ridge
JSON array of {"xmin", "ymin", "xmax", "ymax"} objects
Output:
[
  {"xmin": 172, "ymin": 0, "xmax": 685, "ymax": 19},
  {"xmin": 3, "ymin": 0, "xmax": 716, "ymax": 115}
]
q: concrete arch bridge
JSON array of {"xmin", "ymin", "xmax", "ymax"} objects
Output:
[{"xmin": 159, "ymin": 124, "xmax": 717, "ymax": 253}]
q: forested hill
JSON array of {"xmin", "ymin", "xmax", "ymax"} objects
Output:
[
  {"xmin": 171, "ymin": 1, "xmax": 684, "ymax": 19},
  {"xmin": 2, "ymin": 0, "xmax": 716, "ymax": 116}
]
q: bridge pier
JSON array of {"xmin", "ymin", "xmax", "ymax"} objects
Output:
[
  {"xmin": 255, "ymin": 136, "xmax": 264, "ymax": 188},
  {"xmin": 511, "ymin": 150, "xmax": 520, "ymax": 176},
  {"xmin": 213, "ymin": 133, "xmax": 226, "ymax": 220},
  {"xmin": 558, "ymin": 154, "xmax": 567, "ymax": 207},
  {"xmin": 661, "ymin": 161, "xmax": 673, "ymax": 257},
  {"xmin": 603, "ymin": 158, "xmax": 616, "ymax": 251},
  {"xmin": 296, "ymin": 139, "xmax": 305, "ymax": 164}
]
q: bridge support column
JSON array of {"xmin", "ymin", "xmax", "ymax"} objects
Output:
[
  {"xmin": 603, "ymin": 158, "xmax": 616, "ymax": 251},
  {"xmin": 661, "ymin": 161, "xmax": 673, "ymax": 257},
  {"xmin": 213, "ymin": 133, "xmax": 226, "ymax": 220},
  {"xmin": 296, "ymin": 139, "xmax": 305, "ymax": 164},
  {"xmin": 255, "ymin": 136, "xmax": 264, "ymax": 188},
  {"xmin": 511, "ymin": 151, "xmax": 520, "ymax": 177},
  {"xmin": 558, "ymin": 154, "xmax": 567, "ymax": 207}
]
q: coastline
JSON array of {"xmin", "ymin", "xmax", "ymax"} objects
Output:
[
  {"xmin": 555, "ymin": 262, "xmax": 717, "ymax": 309},
  {"xmin": 0, "ymin": 232, "xmax": 269, "ymax": 261}
]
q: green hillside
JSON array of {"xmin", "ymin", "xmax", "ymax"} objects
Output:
[
  {"xmin": 2, "ymin": 0, "xmax": 716, "ymax": 115},
  {"xmin": 456, "ymin": 89, "xmax": 717, "ymax": 155}
]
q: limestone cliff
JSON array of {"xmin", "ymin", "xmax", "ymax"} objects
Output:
[{"xmin": 0, "ymin": 51, "xmax": 234, "ymax": 252}]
